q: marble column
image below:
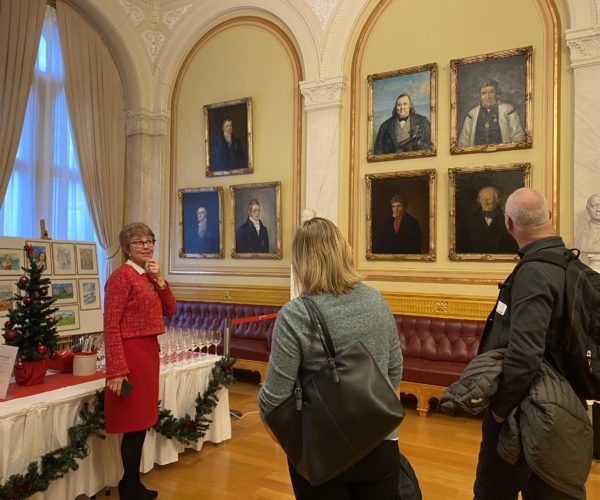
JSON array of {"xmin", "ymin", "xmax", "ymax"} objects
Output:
[
  {"xmin": 125, "ymin": 110, "xmax": 169, "ymax": 254},
  {"xmin": 299, "ymin": 77, "xmax": 345, "ymax": 223},
  {"xmin": 566, "ymin": 28, "xmax": 600, "ymax": 261}
]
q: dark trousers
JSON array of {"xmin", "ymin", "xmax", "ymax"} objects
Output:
[
  {"xmin": 474, "ymin": 409, "xmax": 581, "ymax": 500},
  {"xmin": 288, "ymin": 439, "xmax": 400, "ymax": 500}
]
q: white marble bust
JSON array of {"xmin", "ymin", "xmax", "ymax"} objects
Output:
[{"xmin": 580, "ymin": 193, "xmax": 600, "ymax": 252}]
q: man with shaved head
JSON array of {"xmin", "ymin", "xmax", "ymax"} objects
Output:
[{"xmin": 474, "ymin": 188, "xmax": 586, "ymax": 498}]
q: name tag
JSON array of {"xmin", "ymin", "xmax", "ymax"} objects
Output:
[{"xmin": 496, "ymin": 301, "xmax": 507, "ymax": 316}]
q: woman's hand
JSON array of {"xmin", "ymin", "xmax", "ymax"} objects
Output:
[
  {"xmin": 146, "ymin": 259, "xmax": 166, "ymax": 288},
  {"xmin": 106, "ymin": 375, "xmax": 127, "ymax": 396}
]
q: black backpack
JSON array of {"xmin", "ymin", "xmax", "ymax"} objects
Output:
[{"xmin": 518, "ymin": 249, "xmax": 600, "ymax": 399}]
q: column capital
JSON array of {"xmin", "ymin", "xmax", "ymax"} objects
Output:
[
  {"xmin": 126, "ymin": 110, "xmax": 170, "ymax": 136},
  {"xmin": 566, "ymin": 26, "xmax": 600, "ymax": 68},
  {"xmin": 300, "ymin": 76, "xmax": 346, "ymax": 111}
]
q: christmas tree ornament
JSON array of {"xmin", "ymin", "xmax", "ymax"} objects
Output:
[
  {"xmin": 4, "ymin": 320, "xmax": 12, "ymax": 328},
  {"xmin": 39, "ymin": 287, "xmax": 48, "ymax": 297},
  {"xmin": 37, "ymin": 345, "xmax": 47, "ymax": 355},
  {"xmin": 3, "ymin": 329, "xmax": 17, "ymax": 341},
  {"xmin": 23, "ymin": 296, "xmax": 33, "ymax": 306},
  {"xmin": 47, "ymin": 316, "xmax": 56, "ymax": 326},
  {"xmin": 15, "ymin": 359, "xmax": 23, "ymax": 368},
  {"xmin": 18, "ymin": 276, "xmax": 29, "ymax": 288}
]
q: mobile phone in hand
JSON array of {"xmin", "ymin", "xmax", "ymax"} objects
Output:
[{"xmin": 120, "ymin": 379, "xmax": 134, "ymax": 397}]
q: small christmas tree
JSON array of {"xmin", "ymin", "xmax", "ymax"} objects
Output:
[{"xmin": 2, "ymin": 244, "xmax": 59, "ymax": 361}]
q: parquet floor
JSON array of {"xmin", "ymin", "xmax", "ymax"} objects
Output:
[{"xmin": 109, "ymin": 372, "xmax": 600, "ymax": 499}]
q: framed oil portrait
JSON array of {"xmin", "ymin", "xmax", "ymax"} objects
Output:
[
  {"xmin": 450, "ymin": 46, "xmax": 533, "ymax": 154},
  {"xmin": 179, "ymin": 187, "xmax": 224, "ymax": 258},
  {"xmin": 55, "ymin": 305, "xmax": 80, "ymax": 332},
  {"xmin": 0, "ymin": 280, "xmax": 16, "ymax": 316},
  {"xmin": 204, "ymin": 97, "xmax": 253, "ymax": 177},
  {"xmin": 0, "ymin": 249, "xmax": 24, "ymax": 275},
  {"xmin": 75, "ymin": 243, "xmax": 98, "ymax": 275},
  {"xmin": 367, "ymin": 63, "xmax": 437, "ymax": 162},
  {"xmin": 366, "ymin": 169, "xmax": 436, "ymax": 261},
  {"xmin": 52, "ymin": 243, "xmax": 76, "ymax": 275},
  {"xmin": 78, "ymin": 278, "xmax": 101, "ymax": 310},
  {"xmin": 449, "ymin": 163, "xmax": 531, "ymax": 261},
  {"xmin": 50, "ymin": 278, "xmax": 78, "ymax": 305},
  {"xmin": 26, "ymin": 241, "xmax": 52, "ymax": 274},
  {"xmin": 230, "ymin": 181, "xmax": 281, "ymax": 259}
]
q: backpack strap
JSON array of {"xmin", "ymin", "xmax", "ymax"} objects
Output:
[{"xmin": 518, "ymin": 249, "xmax": 574, "ymax": 270}]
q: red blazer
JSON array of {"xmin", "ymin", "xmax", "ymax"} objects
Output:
[{"xmin": 104, "ymin": 264, "xmax": 176, "ymax": 378}]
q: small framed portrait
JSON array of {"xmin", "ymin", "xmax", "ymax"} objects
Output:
[
  {"xmin": 55, "ymin": 305, "xmax": 80, "ymax": 332},
  {"xmin": 230, "ymin": 181, "xmax": 282, "ymax": 259},
  {"xmin": 0, "ymin": 249, "xmax": 24, "ymax": 275},
  {"xmin": 0, "ymin": 280, "xmax": 17, "ymax": 315},
  {"xmin": 450, "ymin": 46, "xmax": 533, "ymax": 154},
  {"xmin": 205, "ymin": 97, "xmax": 253, "ymax": 177},
  {"xmin": 75, "ymin": 243, "xmax": 98, "ymax": 275},
  {"xmin": 367, "ymin": 63, "xmax": 437, "ymax": 162},
  {"xmin": 78, "ymin": 278, "xmax": 101, "ymax": 310},
  {"xmin": 52, "ymin": 243, "xmax": 76, "ymax": 275},
  {"xmin": 50, "ymin": 278, "xmax": 78, "ymax": 305},
  {"xmin": 449, "ymin": 163, "xmax": 531, "ymax": 261},
  {"xmin": 179, "ymin": 187, "xmax": 224, "ymax": 258},
  {"xmin": 366, "ymin": 169, "xmax": 436, "ymax": 261},
  {"xmin": 25, "ymin": 241, "xmax": 52, "ymax": 274}
]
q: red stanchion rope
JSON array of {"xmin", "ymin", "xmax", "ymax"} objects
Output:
[{"xmin": 230, "ymin": 312, "xmax": 278, "ymax": 326}]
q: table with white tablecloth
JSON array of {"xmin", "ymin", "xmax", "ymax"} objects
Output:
[{"xmin": 0, "ymin": 355, "xmax": 231, "ymax": 499}]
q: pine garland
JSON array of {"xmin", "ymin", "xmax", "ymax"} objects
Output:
[{"xmin": 0, "ymin": 356, "xmax": 236, "ymax": 499}]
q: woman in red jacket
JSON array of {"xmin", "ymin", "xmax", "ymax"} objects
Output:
[{"xmin": 104, "ymin": 222, "xmax": 176, "ymax": 499}]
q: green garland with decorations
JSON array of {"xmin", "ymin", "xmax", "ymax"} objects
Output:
[{"xmin": 0, "ymin": 355, "xmax": 236, "ymax": 499}]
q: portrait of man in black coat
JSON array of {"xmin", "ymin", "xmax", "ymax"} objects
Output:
[
  {"xmin": 235, "ymin": 198, "xmax": 269, "ymax": 253},
  {"xmin": 374, "ymin": 94, "xmax": 431, "ymax": 154},
  {"xmin": 374, "ymin": 194, "xmax": 422, "ymax": 254},
  {"xmin": 210, "ymin": 117, "xmax": 248, "ymax": 172},
  {"xmin": 456, "ymin": 186, "xmax": 518, "ymax": 254}
]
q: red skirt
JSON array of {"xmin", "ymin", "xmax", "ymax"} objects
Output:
[{"xmin": 104, "ymin": 335, "xmax": 159, "ymax": 433}]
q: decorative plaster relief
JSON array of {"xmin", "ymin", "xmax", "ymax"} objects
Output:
[
  {"xmin": 304, "ymin": 0, "xmax": 338, "ymax": 29},
  {"xmin": 163, "ymin": 4, "xmax": 193, "ymax": 30},
  {"xmin": 300, "ymin": 77, "xmax": 345, "ymax": 110},
  {"xmin": 118, "ymin": 0, "xmax": 144, "ymax": 26},
  {"xmin": 126, "ymin": 111, "xmax": 169, "ymax": 136},
  {"xmin": 566, "ymin": 27, "xmax": 600, "ymax": 67},
  {"xmin": 142, "ymin": 30, "xmax": 166, "ymax": 62}
]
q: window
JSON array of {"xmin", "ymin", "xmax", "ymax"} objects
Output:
[{"xmin": 0, "ymin": 6, "xmax": 106, "ymax": 290}]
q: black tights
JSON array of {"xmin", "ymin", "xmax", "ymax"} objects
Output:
[{"xmin": 121, "ymin": 429, "xmax": 146, "ymax": 487}]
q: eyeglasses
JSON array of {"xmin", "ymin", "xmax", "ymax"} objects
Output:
[{"xmin": 129, "ymin": 239, "xmax": 156, "ymax": 249}]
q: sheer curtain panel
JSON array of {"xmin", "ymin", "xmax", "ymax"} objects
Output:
[
  {"xmin": 0, "ymin": 0, "xmax": 45, "ymax": 201},
  {"xmin": 57, "ymin": 0, "xmax": 126, "ymax": 277}
]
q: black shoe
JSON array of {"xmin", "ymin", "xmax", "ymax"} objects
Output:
[
  {"xmin": 117, "ymin": 478, "xmax": 147, "ymax": 500},
  {"xmin": 141, "ymin": 484, "xmax": 158, "ymax": 499}
]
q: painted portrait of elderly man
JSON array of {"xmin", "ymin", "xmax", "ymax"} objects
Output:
[
  {"xmin": 451, "ymin": 46, "xmax": 532, "ymax": 154},
  {"xmin": 367, "ymin": 63, "xmax": 437, "ymax": 162}
]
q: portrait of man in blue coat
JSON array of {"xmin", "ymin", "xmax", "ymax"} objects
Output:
[
  {"xmin": 210, "ymin": 117, "xmax": 248, "ymax": 172},
  {"xmin": 235, "ymin": 199, "xmax": 269, "ymax": 253}
]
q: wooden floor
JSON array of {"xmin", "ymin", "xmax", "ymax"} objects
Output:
[{"xmin": 112, "ymin": 373, "xmax": 600, "ymax": 499}]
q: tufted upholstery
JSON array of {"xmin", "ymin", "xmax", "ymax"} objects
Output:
[{"xmin": 164, "ymin": 302, "xmax": 279, "ymax": 368}]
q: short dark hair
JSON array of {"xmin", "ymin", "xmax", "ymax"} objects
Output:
[
  {"xmin": 479, "ymin": 79, "xmax": 502, "ymax": 95},
  {"xmin": 390, "ymin": 194, "xmax": 407, "ymax": 206}
]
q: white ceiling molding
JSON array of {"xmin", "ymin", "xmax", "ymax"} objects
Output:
[
  {"xmin": 304, "ymin": 0, "xmax": 338, "ymax": 29},
  {"xmin": 118, "ymin": 0, "xmax": 143, "ymax": 26}
]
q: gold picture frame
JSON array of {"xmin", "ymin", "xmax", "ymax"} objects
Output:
[
  {"xmin": 179, "ymin": 187, "xmax": 224, "ymax": 259},
  {"xmin": 204, "ymin": 97, "xmax": 253, "ymax": 176},
  {"xmin": 367, "ymin": 63, "xmax": 437, "ymax": 162},
  {"xmin": 366, "ymin": 169, "xmax": 436, "ymax": 261},
  {"xmin": 230, "ymin": 181, "xmax": 282, "ymax": 259},
  {"xmin": 450, "ymin": 46, "xmax": 533, "ymax": 154},
  {"xmin": 449, "ymin": 163, "xmax": 531, "ymax": 261}
]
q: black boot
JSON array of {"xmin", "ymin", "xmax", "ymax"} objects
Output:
[
  {"xmin": 118, "ymin": 478, "xmax": 147, "ymax": 500},
  {"xmin": 141, "ymin": 483, "xmax": 158, "ymax": 499}
]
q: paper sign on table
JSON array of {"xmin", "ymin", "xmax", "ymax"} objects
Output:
[{"xmin": 0, "ymin": 344, "xmax": 18, "ymax": 399}]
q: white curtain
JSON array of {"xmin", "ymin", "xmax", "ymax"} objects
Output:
[
  {"xmin": 0, "ymin": 0, "xmax": 46, "ymax": 202},
  {"xmin": 0, "ymin": 6, "xmax": 106, "ymax": 287},
  {"xmin": 56, "ymin": 0, "xmax": 126, "ymax": 278}
]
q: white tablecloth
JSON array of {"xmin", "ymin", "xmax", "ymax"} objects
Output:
[{"xmin": 0, "ymin": 355, "xmax": 231, "ymax": 499}]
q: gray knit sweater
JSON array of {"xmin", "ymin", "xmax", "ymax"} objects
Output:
[{"xmin": 258, "ymin": 283, "xmax": 403, "ymax": 439}]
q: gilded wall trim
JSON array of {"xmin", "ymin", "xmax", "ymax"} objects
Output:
[{"xmin": 170, "ymin": 283, "xmax": 494, "ymax": 320}]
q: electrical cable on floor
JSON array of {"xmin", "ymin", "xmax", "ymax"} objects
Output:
[{"xmin": 230, "ymin": 410, "xmax": 259, "ymax": 419}]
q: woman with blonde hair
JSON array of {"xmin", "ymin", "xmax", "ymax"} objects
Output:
[
  {"xmin": 104, "ymin": 222, "xmax": 176, "ymax": 499},
  {"xmin": 258, "ymin": 217, "xmax": 403, "ymax": 499}
]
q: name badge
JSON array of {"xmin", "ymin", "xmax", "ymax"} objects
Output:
[{"xmin": 496, "ymin": 301, "xmax": 507, "ymax": 316}]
